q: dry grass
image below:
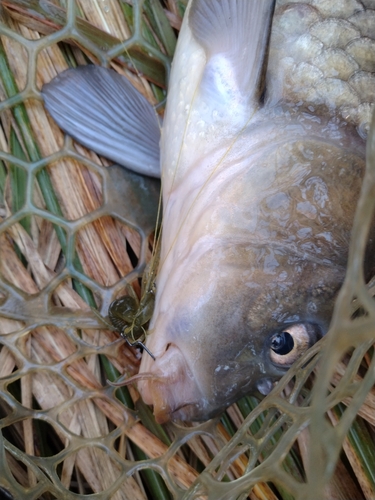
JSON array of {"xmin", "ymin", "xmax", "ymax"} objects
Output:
[{"xmin": 0, "ymin": 1, "xmax": 374, "ymax": 499}]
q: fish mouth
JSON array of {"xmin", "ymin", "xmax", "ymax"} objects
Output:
[
  {"xmin": 137, "ymin": 343, "xmax": 204, "ymax": 423},
  {"xmin": 143, "ymin": 378, "xmax": 202, "ymax": 424},
  {"xmin": 168, "ymin": 402, "xmax": 204, "ymax": 422},
  {"xmin": 153, "ymin": 395, "xmax": 201, "ymax": 424}
]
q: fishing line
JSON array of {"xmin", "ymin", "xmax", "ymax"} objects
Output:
[
  {"xmin": 101, "ymin": 17, "xmax": 165, "ymax": 359},
  {"xmin": 111, "ymin": 10, "xmax": 257, "ymax": 357},
  {"xmin": 159, "ymin": 102, "xmax": 258, "ymax": 271}
]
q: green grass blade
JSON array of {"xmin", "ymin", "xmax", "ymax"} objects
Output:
[
  {"xmin": 144, "ymin": 0, "xmax": 177, "ymax": 57},
  {"xmin": 0, "ymin": 39, "xmax": 96, "ymax": 306},
  {"xmin": 3, "ymin": 0, "xmax": 167, "ymax": 87},
  {"xmin": 236, "ymin": 397, "xmax": 300, "ymax": 500},
  {"xmin": 104, "ymin": 360, "xmax": 171, "ymax": 500},
  {"xmin": 135, "ymin": 398, "xmax": 171, "ymax": 446},
  {"xmin": 9, "ymin": 130, "xmax": 30, "ymax": 234},
  {"xmin": 0, "ymin": 160, "xmax": 6, "ymax": 206},
  {"xmin": 335, "ymin": 404, "xmax": 375, "ymax": 491}
]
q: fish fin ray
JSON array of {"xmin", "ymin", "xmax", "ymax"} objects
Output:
[
  {"xmin": 42, "ymin": 66, "xmax": 161, "ymax": 177},
  {"xmin": 189, "ymin": 0, "xmax": 275, "ymax": 109}
]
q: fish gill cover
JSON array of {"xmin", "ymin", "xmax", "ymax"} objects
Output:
[{"xmin": 0, "ymin": 1, "xmax": 374, "ymax": 500}]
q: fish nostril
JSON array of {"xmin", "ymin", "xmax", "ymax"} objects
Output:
[{"xmin": 165, "ymin": 343, "xmax": 171, "ymax": 352}]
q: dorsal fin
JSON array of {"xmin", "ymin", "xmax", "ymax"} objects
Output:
[
  {"xmin": 42, "ymin": 66, "xmax": 161, "ymax": 177},
  {"xmin": 189, "ymin": 0, "xmax": 275, "ymax": 110}
]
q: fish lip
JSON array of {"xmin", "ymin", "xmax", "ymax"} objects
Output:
[
  {"xmin": 169, "ymin": 402, "xmax": 202, "ymax": 421},
  {"xmin": 154, "ymin": 400, "xmax": 201, "ymax": 424},
  {"xmin": 138, "ymin": 342, "xmax": 206, "ymax": 422}
]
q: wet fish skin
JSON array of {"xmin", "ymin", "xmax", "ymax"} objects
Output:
[
  {"xmin": 138, "ymin": 0, "xmax": 375, "ymax": 422},
  {"xmin": 267, "ymin": 0, "xmax": 375, "ymax": 137},
  {"xmin": 41, "ymin": 0, "xmax": 375, "ymax": 423}
]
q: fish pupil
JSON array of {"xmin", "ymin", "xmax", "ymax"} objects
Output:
[{"xmin": 271, "ymin": 332, "xmax": 294, "ymax": 355}]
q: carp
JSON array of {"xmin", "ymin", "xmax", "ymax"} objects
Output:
[{"xmin": 43, "ymin": 0, "xmax": 375, "ymax": 423}]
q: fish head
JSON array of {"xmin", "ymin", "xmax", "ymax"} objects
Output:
[
  {"xmin": 39, "ymin": 0, "xmax": 374, "ymax": 423},
  {"xmin": 138, "ymin": 238, "xmax": 339, "ymax": 423},
  {"xmin": 139, "ymin": 132, "xmax": 366, "ymax": 423}
]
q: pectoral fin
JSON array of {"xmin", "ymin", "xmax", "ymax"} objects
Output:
[
  {"xmin": 42, "ymin": 66, "xmax": 161, "ymax": 177},
  {"xmin": 189, "ymin": 0, "xmax": 275, "ymax": 111}
]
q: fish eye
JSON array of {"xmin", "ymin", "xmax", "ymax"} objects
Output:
[
  {"xmin": 271, "ymin": 331, "xmax": 294, "ymax": 355},
  {"xmin": 269, "ymin": 324, "xmax": 312, "ymax": 366}
]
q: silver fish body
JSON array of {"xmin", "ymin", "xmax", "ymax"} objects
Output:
[
  {"xmin": 267, "ymin": 0, "xmax": 375, "ymax": 138},
  {"xmin": 138, "ymin": 0, "xmax": 375, "ymax": 422},
  {"xmin": 42, "ymin": 0, "xmax": 375, "ymax": 423}
]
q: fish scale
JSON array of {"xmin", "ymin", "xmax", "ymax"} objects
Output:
[
  {"xmin": 42, "ymin": 0, "xmax": 375, "ymax": 423},
  {"xmin": 269, "ymin": 0, "xmax": 375, "ymax": 136},
  {"xmin": 138, "ymin": 0, "xmax": 375, "ymax": 422}
]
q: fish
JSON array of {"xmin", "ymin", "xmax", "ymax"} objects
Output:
[{"xmin": 42, "ymin": 0, "xmax": 375, "ymax": 423}]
